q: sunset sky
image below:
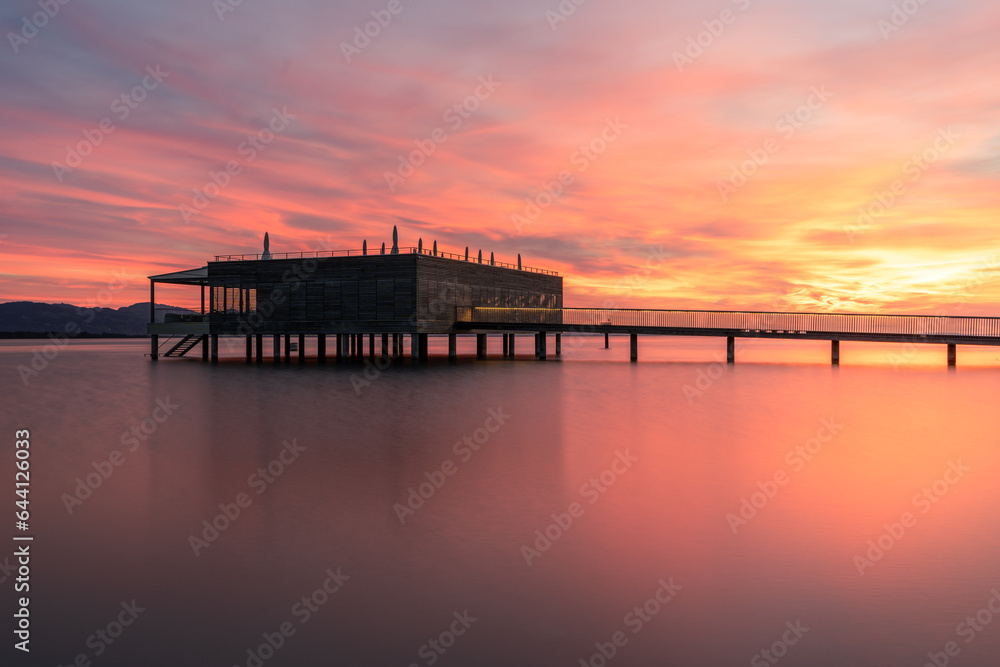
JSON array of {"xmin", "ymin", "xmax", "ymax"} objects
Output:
[{"xmin": 1, "ymin": 0, "xmax": 998, "ymax": 313}]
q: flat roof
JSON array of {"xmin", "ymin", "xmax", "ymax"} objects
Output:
[{"xmin": 149, "ymin": 266, "xmax": 209, "ymax": 285}]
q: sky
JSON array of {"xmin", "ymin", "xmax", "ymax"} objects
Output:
[{"xmin": 1, "ymin": 0, "xmax": 998, "ymax": 313}]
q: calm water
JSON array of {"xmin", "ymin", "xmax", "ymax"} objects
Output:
[{"xmin": 3, "ymin": 336, "xmax": 1000, "ymax": 666}]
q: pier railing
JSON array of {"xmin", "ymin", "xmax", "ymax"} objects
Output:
[
  {"xmin": 464, "ymin": 307, "xmax": 1000, "ymax": 338},
  {"xmin": 212, "ymin": 247, "xmax": 559, "ymax": 275}
]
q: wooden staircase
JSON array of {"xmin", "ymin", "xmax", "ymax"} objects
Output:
[{"xmin": 164, "ymin": 334, "xmax": 205, "ymax": 357}]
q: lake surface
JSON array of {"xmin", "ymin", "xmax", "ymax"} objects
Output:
[{"xmin": 3, "ymin": 336, "xmax": 1000, "ymax": 666}]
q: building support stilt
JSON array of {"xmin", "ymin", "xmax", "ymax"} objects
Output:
[
  {"xmin": 256, "ymin": 334, "xmax": 263, "ymax": 364},
  {"xmin": 149, "ymin": 281, "xmax": 157, "ymax": 361},
  {"xmin": 477, "ymin": 334, "xmax": 487, "ymax": 359},
  {"xmin": 448, "ymin": 333, "xmax": 457, "ymax": 361},
  {"xmin": 502, "ymin": 334, "xmax": 508, "ymax": 357},
  {"xmin": 948, "ymin": 343, "xmax": 956, "ymax": 368},
  {"xmin": 273, "ymin": 334, "xmax": 280, "ymax": 363},
  {"xmin": 537, "ymin": 332, "xmax": 546, "ymax": 360},
  {"xmin": 556, "ymin": 333, "xmax": 561, "ymax": 356},
  {"xmin": 382, "ymin": 333, "xmax": 389, "ymax": 361},
  {"xmin": 318, "ymin": 334, "xmax": 326, "ymax": 363},
  {"xmin": 202, "ymin": 335, "xmax": 209, "ymax": 362},
  {"xmin": 369, "ymin": 333, "xmax": 376, "ymax": 360},
  {"xmin": 298, "ymin": 334, "xmax": 305, "ymax": 362},
  {"xmin": 630, "ymin": 333, "xmax": 637, "ymax": 362},
  {"xmin": 727, "ymin": 336, "xmax": 735, "ymax": 364},
  {"xmin": 284, "ymin": 334, "xmax": 291, "ymax": 361},
  {"xmin": 605, "ymin": 332, "xmax": 609, "ymax": 349},
  {"xmin": 509, "ymin": 334, "xmax": 515, "ymax": 357},
  {"xmin": 419, "ymin": 333, "xmax": 428, "ymax": 361},
  {"xmin": 831, "ymin": 340, "xmax": 840, "ymax": 366},
  {"xmin": 211, "ymin": 334, "xmax": 219, "ymax": 363}
]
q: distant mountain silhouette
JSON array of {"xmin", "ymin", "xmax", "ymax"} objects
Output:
[{"xmin": 0, "ymin": 302, "xmax": 194, "ymax": 335}]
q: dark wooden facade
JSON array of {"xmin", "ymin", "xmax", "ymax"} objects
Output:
[{"xmin": 203, "ymin": 253, "xmax": 562, "ymax": 334}]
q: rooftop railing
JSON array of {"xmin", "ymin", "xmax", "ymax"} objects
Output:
[
  {"xmin": 465, "ymin": 307, "xmax": 1000, "ymax": 338},
  {"xmin": 212, "ymin": 247, "xmax": 559, "ymax": 275}
]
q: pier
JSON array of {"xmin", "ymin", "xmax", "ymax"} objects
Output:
[{"xmin": 148, "ymin": 233, "xmax": 999, "ymax": 368}]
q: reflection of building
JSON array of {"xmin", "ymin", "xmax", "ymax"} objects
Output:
[{"xmin": 147, "ymin": 231, "xmax": 562, "ymax": 361}]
